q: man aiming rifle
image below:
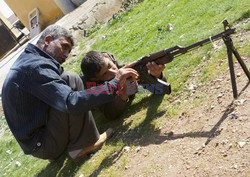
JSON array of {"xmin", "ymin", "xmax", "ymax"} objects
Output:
[{"xmin": 80, "ymin": 20, "xmax": 250, "ymax": 121}]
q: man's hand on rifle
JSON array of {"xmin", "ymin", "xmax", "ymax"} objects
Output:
[
  {"xmin": 146, "ymin": 61, "xmax": 165, "ymax": 78},
  {"xmin": 114, "ymin": 67, "xmax": 138, "ymax": 85},
  {"xmin": 117, "ymin": 64, "xmax": 138, "ymax": 101}
]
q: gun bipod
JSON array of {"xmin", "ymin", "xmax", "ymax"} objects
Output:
[{"xmin": 222, "ymin": 20, "xmax": 250, "ymax": 98}]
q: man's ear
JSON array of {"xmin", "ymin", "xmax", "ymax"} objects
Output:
[
  {"xmin": 44, "ymin": 35, "xmax": 53, "ymax": 46},
  {"xmin": 102, "ymin": 52, "xmax": 109, "ymax": 58}
]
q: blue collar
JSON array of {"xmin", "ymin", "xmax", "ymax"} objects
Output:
[{"xmin": 25, "ymin": 43, "xmax": 62, "ymax": 69}]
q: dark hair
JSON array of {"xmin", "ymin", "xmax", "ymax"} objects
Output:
[
  {"xmin": 81, "ymin": 51, "xmax": 105, "ymax": 80},
  {"xmin": 36, "ymin": 25, "xmax": 74, "ymax": 46}
]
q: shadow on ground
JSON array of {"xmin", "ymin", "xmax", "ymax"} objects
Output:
[
  {"xmin": 36, "ymin": 81, "xmax": 249, "ymax": 177},
  {"xmin": 88, "ymin": 81, "xmax": 250, "ymax": 176},
  {"xmin": 36, "ymin": 152, "xmax": 90, "ymax": 177}
]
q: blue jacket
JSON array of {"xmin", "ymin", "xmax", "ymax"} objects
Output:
[{"xmin": 1, "ymin": 44, "xmax": 119, "ymax": 154}]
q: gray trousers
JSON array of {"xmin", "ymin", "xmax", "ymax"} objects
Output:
[{"xmin": 31, "ymin": 71, "xmax": 100, "ymax": 160}]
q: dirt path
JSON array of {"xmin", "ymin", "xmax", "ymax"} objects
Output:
[{"xmin": 123, "ymin": 56, "xmax": 250, "ymax": 176}]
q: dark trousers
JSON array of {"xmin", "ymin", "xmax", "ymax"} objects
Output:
[{"xmin": 31, "ymin": 71, "xmax": 100, "ymax": 160}]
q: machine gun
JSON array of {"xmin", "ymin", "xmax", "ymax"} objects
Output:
[{"xmin": 133, "ymin": 20, "xmax": 250, "ymax": 98}]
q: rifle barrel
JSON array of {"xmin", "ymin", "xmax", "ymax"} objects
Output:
[
  {"xmin": 171, "ymin": 28, "xmax": 236, "ymax": 57},
  {"xmin": 135, "ymin": 26, "xmax": 236, "ymax": 66}
]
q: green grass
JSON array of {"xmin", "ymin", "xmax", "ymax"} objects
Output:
[{"xmin": 1, "ymin": 0, "xmax": 250, "ymax": 176}]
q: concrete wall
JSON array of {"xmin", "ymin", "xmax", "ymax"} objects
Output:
[{"xmin": 4, "ymin": 0, "xmax": 63, "ymax": 30}]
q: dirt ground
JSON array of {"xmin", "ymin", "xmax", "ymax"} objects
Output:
[{"xmin": 121, "ymin": 56, "xmax": 250, "ymax": 176}]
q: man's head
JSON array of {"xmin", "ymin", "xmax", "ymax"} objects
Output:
[
  {"xmin": 81, "ymin": 51, "xmax": 118, "ymax": 82},
  {"xmin": 36, "ymin": 25, "xmax": 74, "ymax": 64}
]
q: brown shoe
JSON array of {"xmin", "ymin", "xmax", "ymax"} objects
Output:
[{"xmin": 69, "ymin": 128, "xmax": 113, "ymax": 160}]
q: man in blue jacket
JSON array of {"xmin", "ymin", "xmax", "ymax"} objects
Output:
[{"xmin": 1, "ymin": 25, "xmax": 138, "ymax": 160}]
